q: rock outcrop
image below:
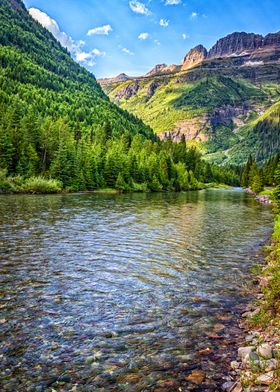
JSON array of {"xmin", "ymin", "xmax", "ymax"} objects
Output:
[
  {"xmin": 182, "ymin": 45, "xmax": 207, "ymax": 70},
  {"xmin": 114, "ymin": 81, "xmax": 139, "ymax": 100}
]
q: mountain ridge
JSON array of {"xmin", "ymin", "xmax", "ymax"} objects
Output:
[{"xmin": 99, "ymin": 30, "xmax": 280, "ymax": 83}]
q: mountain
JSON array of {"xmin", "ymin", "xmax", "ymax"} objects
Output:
[{"xmin": 100, "ymin": 31, "xmax": 280, "ymax": 164}]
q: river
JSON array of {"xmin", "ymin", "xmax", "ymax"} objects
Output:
[{"xmin": 0, "ymin": 189, "xmax": 273, "ymax": 391}]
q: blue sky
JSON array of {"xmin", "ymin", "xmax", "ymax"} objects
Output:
[{"xmin": 23, "ymin": 0, "xmax": 280, "ymax": 78}]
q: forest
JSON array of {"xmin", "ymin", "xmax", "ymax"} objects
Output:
[{"xmin": 0, "ymin": 0, "xmax": 279, "ymax": 195}]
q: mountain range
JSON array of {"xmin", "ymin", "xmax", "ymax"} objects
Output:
[{"xmin": 99, "ymin": 31, "xmax": 280, "ymax": 164}]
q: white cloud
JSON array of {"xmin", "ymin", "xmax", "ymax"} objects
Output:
[
  {"xmin": 191, "ymin": 12, "xmax": 198, "ymax": 18},
  {"xmin": 165, "ymin": 0, "xmax": 181, "ymax": 4},
  {"xmin": 138, "ymin": 32, "xmax": 149, "ymax": 40},
  {"xmin": 182, "ymin": 33, "xmax": 189, "ymax": 40},
  {"xmin": 29, "ymin": 8, "xmax": 77, "ymax": 52},
  {"xmin": 87, "ymin": 24, "xmax": 112, "ymax": 36},
  {"xmin": 129, "ymin": 1, "xmax": 150, "ymax": 15},
  {"xmin": 76, "ymin": 52, "xmax": 92, "ymax": 62},
  {"xmin": 154, "ymin": 39, "xmax": 161, "ymax": 46},
  {"xmin": 122, "ymin": 47, "xmax": 134, "ymax": 55},
  {"xmin": 91, "ymin": 48, "xmax": 106, "ymax": 57},
  {"xmin": 28, "ymin": 8, "xmax": 104, "ymax": 67},
  {"xmin": 159, "ymin": 18, "xmax": 169, "ymax": 27}
]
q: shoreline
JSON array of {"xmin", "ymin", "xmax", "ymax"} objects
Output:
[{"xmin": 222, "ymin": 195, "xmax": 279, "ymax": 391}]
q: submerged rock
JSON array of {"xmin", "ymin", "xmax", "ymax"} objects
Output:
[{"xmin": 185, "ymin": 370, "xmax": 206, "ymax": 385}]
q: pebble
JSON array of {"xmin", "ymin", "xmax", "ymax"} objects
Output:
[
  {"xmin": 257, "ymin": 343, "xmax": 272, "ymax": 359},
  {"xmin": 256, "ymin": 371, "xmax": 275, "ymax": 385},
  {"xmin": 177, "ymin": 354, "xmax": 193, "ymax": 362},
  {"xmin": 230, "ymin": 361, "xmax": 240, "ymax": 370},
  {"xmin": 198, "ymin": 347, "xmax": 212, "ymax": 356},
  {"xmin": 245, "ymin": 333, "xmax": 258, "ymax": 343}
]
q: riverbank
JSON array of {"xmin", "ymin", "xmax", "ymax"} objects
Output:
[
  {"xmin": 0, "ymin": 171, "xmax": 233, "ymax": 195},
  {"xmin": 223, "ymin": 211, "xmax": 280, "ymax": 391}
]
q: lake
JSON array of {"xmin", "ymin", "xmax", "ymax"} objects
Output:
[{"xmin": 0, "ymin": 189, "xmax": 273, "ymax": 391}]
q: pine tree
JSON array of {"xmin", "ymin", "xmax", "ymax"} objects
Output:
[{"xmin": 241, "ymin": 155, "xmax": 253, "ymax": 188}]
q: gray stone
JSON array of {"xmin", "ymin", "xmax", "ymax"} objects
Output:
[
  {"xmin": 257, "ymin": 343, "xmax": 272, "ymax": 359},
  {"xmin": 256, "ymin": 371, "xmax": 275, "ymax": 385},
  {"xmin": 249, "ymin": 352, "xmax": 259, "ymax": 361},
  {"xmin": 264, "ymin": 358, "xmax": 277, "ymax": 371},
  {"xmin": 238, "ymin": 346, "xmax": 254, "ymax": 360}
]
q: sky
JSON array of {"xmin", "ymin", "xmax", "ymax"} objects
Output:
[{"xmin": 23, "ymin": 0, "xmax": 280, "ymax": 78}]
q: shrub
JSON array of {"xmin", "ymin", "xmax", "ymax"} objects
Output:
[{"xmin": 21, "ymin": 177, "xmax": 62, "ymax": 194}]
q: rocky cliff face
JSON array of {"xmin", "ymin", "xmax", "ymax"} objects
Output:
[
  {"xmin": 114, "ymin": 81, "xmax": 139, "ymax": 100},
  {"xmin": 263, "ymin": 32, "xmax": 280, "ymax": 46},
  {"xmin": 208, "ymin": 32, "xmax": 263, "ymax": 58},
  {"xmin": 182, "ymin": 45, "xmax": 207, "ymax": 70}
]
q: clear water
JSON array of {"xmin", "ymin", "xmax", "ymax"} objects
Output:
[{"xmin": 0, "ymin": 190, "xmax": 273, "ymax": 391}]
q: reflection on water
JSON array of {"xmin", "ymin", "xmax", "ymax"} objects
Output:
[{"xmin": 0, "ymin": 190, "xmax": 273, "ymax": 391}]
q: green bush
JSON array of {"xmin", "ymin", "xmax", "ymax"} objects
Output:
[{"xmin": 21, "ymin": 177, "xmax": 62, "ymax": 194}]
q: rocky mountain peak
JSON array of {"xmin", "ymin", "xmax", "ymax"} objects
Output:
[
  {"xmin": 208, "ymin": 32, "xmax": 264, "ymax": 59},
  {"xmin": 182, "ymin": 45, "xmax": 208, "ymax": 70},
  {"xmin": 114, "ymin": 73, "xmax": 130, "ymax": 82}
]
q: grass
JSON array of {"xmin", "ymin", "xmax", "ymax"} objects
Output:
[{"xmin": 259, "ymin": 189, "xmax": 274, "ymax": 196}]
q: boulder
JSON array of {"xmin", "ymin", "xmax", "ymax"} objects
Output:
[{"xmin": 257, "ymin": 343, "xmax": 272, "ymax": 359}]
